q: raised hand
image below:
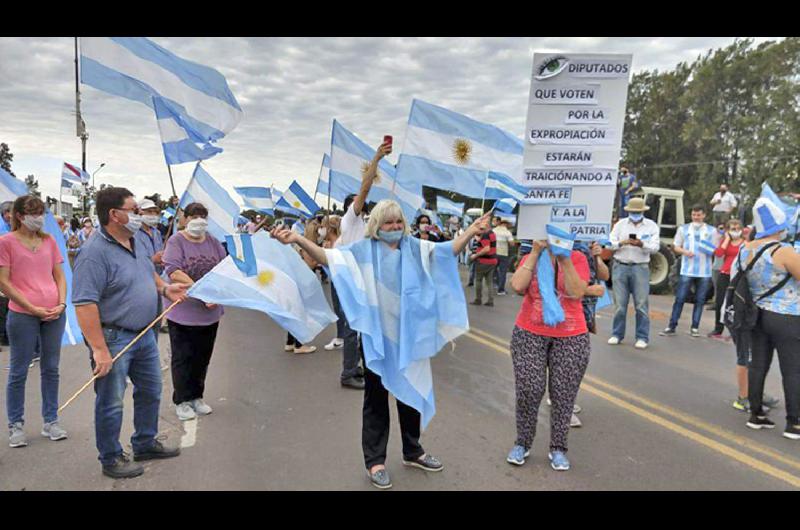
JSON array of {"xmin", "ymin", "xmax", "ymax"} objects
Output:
[
  {"xmin": 468, "ymin": 211, "xmax": 492, "ymax": 235},
  {"xmin": 270, "ymin": 227, "xmax": 298, "ymax": 245}
]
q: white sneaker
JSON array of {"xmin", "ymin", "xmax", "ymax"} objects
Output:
[
  {"xmin": 176, "ymin": 402, "xmax": 197, "ymax": 421},
  {"xmin": 607, "ymin": 336, "xmax": 621, "ymax": 345},
  {"xmin": 41, "ymin": 421, "xmax": 68, "ymax": 441},
  {"xmin": 324, "ymin": 338, "xmax": 344, "ymax": 351},
  {"xmin": 191, "ymin": 399, "xmax": 213, "ymax": 416},
  {"xmin": 284, "ymin": 345, "xmax": 294, "ymax": 352},
  {"xmin": 294, "ymin": 345, "xmax": 317, "ymax": 354},
  {"xmin": 570, "ymin": 413, "xmax": 582, "ymax": 428},
  {"xmin": 634, "ymin": 340, "xmax": 648, "ymax": 349}
]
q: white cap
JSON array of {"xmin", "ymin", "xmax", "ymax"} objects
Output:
[
  {"xmin": 753, "ymin": 197, "xmax": 788, "ymax": 238},
  {"xmin": 139, "ymin": 199, "xmax": 158, "ymax": 211}
]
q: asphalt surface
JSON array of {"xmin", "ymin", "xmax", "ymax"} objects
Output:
[{"xmin": 0, "ymin": 268, "xmax": 798, "ymax": 491}]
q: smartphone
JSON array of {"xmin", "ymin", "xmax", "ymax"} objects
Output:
[
  {"xmin": 629, "ymin": 233, "xmax": 637, "ymax": 240},
  {"xmin": 383, "ymin": 135, "xmax": 393, "ymax": 148}
]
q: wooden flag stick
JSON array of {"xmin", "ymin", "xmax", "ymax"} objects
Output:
[{"xmin": 58, "ymin": 299, "xmax": 182, "ymax": 413}]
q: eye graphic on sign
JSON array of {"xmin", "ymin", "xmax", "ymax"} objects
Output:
[
  {"xmin": 535, "ymin": 55, "xmax": 569, "ymax": 80},
  {"xmin": 452, "ymin": 138, "xmax": 472, "ymax": 165}
]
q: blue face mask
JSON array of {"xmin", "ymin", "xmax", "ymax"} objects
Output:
[
  {"xmin": 628, "ymin": 213, "xmax": 643, "ymax": 223},
  {"xmin": 378, "ymin": 229, "xmax": 404, "ymax": 243}
]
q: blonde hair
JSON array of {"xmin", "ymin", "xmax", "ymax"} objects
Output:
[
  {"xmin": 364, "ymin": 200, "xmax": 410, "ymax": 240},
  {"xmin": 323, "ymin": 215, "xmax": 341, "ymax": 243},
  {"xmin": 304, "ymin": 219, "xmax": 320, "ymax": 243}
]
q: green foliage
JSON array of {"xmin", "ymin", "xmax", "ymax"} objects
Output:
[
  {"xmin": 0, "ymin": 143, "xmax": 14, "ymax": 177},
  {"xmin": 24, "ymin": 175, "xmax": 40, "ymax": 198}
]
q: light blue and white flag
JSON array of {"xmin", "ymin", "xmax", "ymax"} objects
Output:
[
  {"xmin": 494, "ymin": 198, "xmax": 517, "ymax": 213},
  {"xmin": 596, "ymin": 280, "xmax": 613, "ymax": 310},
  {"xmin": 275, "ymin": 181, "xmax": 320, "ymax": 219},
  {"xmin": 154, "ymin": 96, "xmax": 222, "ymax": 165},
  {"xmin": 234, "ymin": 186, "xmax": 274, "ymax": 215},
  {"xmin": 495, "ymin": 210, "xmax": 517, "ymax": 226},
  {"xmin": 61, "ymin": 178, "xmax": 80, "ymax": 198},
  {"xmin": 485, "ymin": 171, "xmax": 527, "ymax": 201},
  {"xmin": 160, "ymin": 206, "xmax": 175, "ymax": 226},
  {"xmin": 188, "ymin": 233, "xmax": 336, "ymax": 344},
  {"xmin": 761, "ymin": 182, "xmax": 799, "ymax": 239},
  {"xmin": 224, "ymin": 233, "xmax": 258, "ymax": 277},
  {"xmin": 179, "ymin": 163, "xmax": 239, "ymax": 241},
  {"xmin": 314, "ymin": 153, "xmax": 348, "ymax": 203},
  {"xmin": 436, "ymin": 196, "xmax": 464, "ymax": 217},
  {"xmin": 80, "ymin": 37, "xmax": 242, "ymax": 143},
  {"xmin": 697, "ymin": 238, "xmax": 717, "ymax": 256},
  {"xmin": 0, "ymin": 168, "xmax": 27, "ymax": 234},
  {"xmin": 546, "ymin": 223, "xmax": 575, "ymax": 257},
  {"xmin": 329, "ymin": 120, "xmax": 424, "ymax": 221},
  {"xmin": 62, "ymin": 162, "xmax": 90, "ymax": 184},
  {"xmin": 325, "ymin": 236, "xmax": 468, "ymax": 429},
  {"xmin": 395, "ymin": 99, "xmax": 523, "ymax": 199}
]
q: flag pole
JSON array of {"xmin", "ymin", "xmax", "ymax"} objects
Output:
[{"xmin": 480, "ymin": 172, "xmax": 490, "ymax": 213}]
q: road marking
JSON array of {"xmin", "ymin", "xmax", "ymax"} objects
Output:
[
  {"xmin": 468, "ymin": 327, "xmax": 800, "ymax": 473},
  {"xmin": 180, "ymin": 419, "xmax": 197, "ymax": 448},
  {"xmin": 463, "ymin": 328, "xmax": 800, "ymax": 488}
]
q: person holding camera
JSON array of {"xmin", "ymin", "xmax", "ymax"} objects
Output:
[
  {"xmin": 607, "ymin": 198, "xmax": 660, "ymax": 349},
  {"xmin": 710, "ymin": 183, "xmax": 738, "ymax": 227},
  {"xmin": 413, "ymin": 214, "xmax": 443, "ymax": 243}
]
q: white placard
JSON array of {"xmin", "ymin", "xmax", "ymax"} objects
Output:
[{"xmin": 518, "ymin": 52, "xmax": 632, "ymax": 241}]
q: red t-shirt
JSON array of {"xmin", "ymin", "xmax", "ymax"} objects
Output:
[
  {"xmin": 515, "ymin": 250, "xmax": 590, "ymax": 337},
  {"xmin": 714, "ymin": 240, "xmax": 743, "ymax": 275},
  {"xmin": 477, "ymin": 231, "xmax": 498, "ymax": 265}
]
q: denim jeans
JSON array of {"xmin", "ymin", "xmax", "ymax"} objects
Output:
[
  {"xmin": 611, "ymin": 262, "xmax": 651, "ymax": 342},
  {"xmin": 332, "ymin": 283, "xmax": 361, "ymax": 380},
  {"xmin": 6, "ymin": 311, "xmax": 66, "ymax": 427},
  {"xmin": 668, "ymin": 275, "xmax": 712, "ymax": 330},
  {"xmin": 90, "ymin": 327, "xmax": 162, "ymax": 465},
  {"xmin": 494, "ymin": 255, "xmax": 510, "ymax": 293}
]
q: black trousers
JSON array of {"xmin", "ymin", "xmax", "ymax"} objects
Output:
[
  {"xmin": 286, "ymin": 333, "xmax": 301, "ymax": 347},
  {"xmin": 712, "ymin": 273, "xmax": 730, "ymax": 334},
  {"xmin": 0, "ymin": 296, "xmax": 9, "ymax": 345},
  {"xmin": 168, "ymin": 320, "xmax": 219, "ymax": 405},
  {"xmin": 362, "ymin": 366, "xmax": 425, "ymax": 469},
  {"xmin": 749, "ymin": 309, "xmax": 800, "ymax": 424}
]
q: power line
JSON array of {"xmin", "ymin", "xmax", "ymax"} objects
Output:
[{"xmin": 639, "ymin": 154, "xmax": 800, "ymax": 170}]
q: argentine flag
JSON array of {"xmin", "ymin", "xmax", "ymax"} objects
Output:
[
  {"xmin": 62, "ymin": 162, "xmax": 90, "ymax": 184},
  {"xmin": 224, "ymin": 233, "xmax": 258, "ymax": 277},
  {"xmin": 234, "ymin": 186, "xmax": 274, "ymax": 215},
  {"xmin": 494, "ymin": 198, "xmax": 517, "ymax": 213},
  {"xmin": 495, "ymin": 211, "xmax": 517, "ymax": 226},
  {"xmin": 485, "ymin": 171, "xmax": 527, "ymax": 201},
  {"xmin": 546, "ymin": 224, "xmax": 575, "ymax": 257},
  {"xmin": 314, "ymin": 153, "xmax": 346, "ymax": 203},
  {"xmin": 154, "ymin": 96, "xmax": 222, "ymax": 165},
  {"xmin": 330, "ymin": 120, "xmax": 424, "ymax": 222},
  {"xmin": 761, "ymin": 182, "xmax": 799, "ymax": 239},
  {"xmin": 697, "ymin": 238, "xmax": 717, "ymax": 256},
  {"xmin": 179, "ymin": 163, "xmax": 240, "ymax": 242},
  {"xmin": 80, "ymin": 37, "xmax": 242, "ymax": 143},
  {"xmin": 395, "ymin": 99, "xmax": 523, "ymax": 199},
  {"xmin": 325, "ymin": 236, "xmax": 469, "ymax": 429},
  {"xmin": 188, "ymin": 233, "xmax": 336, "ymax": 344},
  {"xmin": 436, "ymin": 196, "xmax": 464, "ymax": 217},
  {"xmin": 275, "ymin": 181, "xmax": 320, "ymax": 219}
]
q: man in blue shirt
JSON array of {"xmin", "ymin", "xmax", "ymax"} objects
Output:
[
  {"xmin": 136, "ymin": 199, "xmax": 165, "ymax": 344},
  {"xmin": 73, "ymin": 187, "xmax": 187, "ymax": 479}
]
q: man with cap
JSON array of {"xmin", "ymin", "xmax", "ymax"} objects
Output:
[
  {"xmin": 661, "ymin": 204, "xmax": 721, "ymax": 338},
  {"xmin": 136, "ymin": 198, "xmax": 165, "ymax": 344},
  {"xmin": 607, "ymin": 197, "xmax": 660, "ymax": 349}
]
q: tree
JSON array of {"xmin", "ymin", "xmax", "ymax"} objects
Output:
[
  {"xmin": 24, "ymin": 175, "xmax": 40, "ymax": 198},
  {"xmin": 0, "ymin": 143, "xmax": 14, "ymax": 177}
]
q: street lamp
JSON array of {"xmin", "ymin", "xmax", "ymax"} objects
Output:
[{"xmin": 92, "ymin": 162, "xmax": 106, "ymax": 189}]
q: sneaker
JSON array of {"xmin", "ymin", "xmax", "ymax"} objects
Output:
[
  {"xmin": 573, "ymin": 403, "xmax": 582, "ymax": 414},
  {"xmin": 659, "ymin": 328, "xmax": 676, "ymax": 337},
  {"xmin": 9, "ymin": 422, "xmax": 26, "ymax": 448},
  {"xmin": 402, "ymin": 453, "xmax": 443, "ymax": 472},
  {"xmin": 324, "ymin": 338, "xmax": 344, "ymax": 351},
  {"xmin": 506, "ymin": 445, "xmax": 530, "ymax": 466},
  {"xmin": 607, "ymin": 336, "xmax": 620, "ymax": 345},
  {"xmin": 634, "ymin": 340, "xmax": 648, "ymax": 349},
  {"xmin": 367, "ymin": 467, "xmax": 392, "ymax": 489},
  {"xmin": 783, "ymin": 424, "xmax": 800, "ymax": 440},
  {"xmin": 690, "ymin": 328, "xmax": 700, "ymax": 337},
  {"xmin": 497, "ymin": 291, "xmax": 507, "ymax": 296},
  {"xmin": 294, "ymin": 345, "xmax": 317, "ymax": 354},
  {"xmin": 176, "ymin": 402, "xmax": 197, "ymax": 421},
  {"xmin": 732, "ymin": 397, "xmax": 750, "ymax": 412},
  {"xmin": 763, "ymin": 395, "xmax": 781, "ymax": 408},
  {"xmin": 484, "ymin": 301, "xmax": 494, "ymax": 307},
  {"xmin": 570, "ymin": 413, "xmax": 582, "ymax": 428},
  {"xmin": 191, "ymin": 399, "xmax": 212, "ymax": 416},
  {"xmin": 549, "ymin": 451, "xmax": 570, "ymax": 471},
  {"xmin": 746, "ymin": 415, "xmax": 776, "ymax": 430},
  {"xmin": 470, "ymin": 300, "xmax": 482, "ymax": 305},
  {"xmin": 41, "ymin": 421, "xmax": 68, "ymax": 441},
  {"xmin": 133, "ymin": 440, "xmax": 181, "ymax": 462},
  {"xmin": 283, "ymin": 345, "xmax": 294, "ymax": 352},
  {"xmin": 341, "ymin": 376, "xmax": 365, "ymax": 390},
  {"xmin": 102, "ymin": 453, "xmax": 144, "ymax": 479}
]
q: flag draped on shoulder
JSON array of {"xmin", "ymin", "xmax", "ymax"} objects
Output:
[
  {"xmin": 234, "ymin": 186, "xmax": 274, "ymax": 215},
  {"xmin": 324, "ymin": 236, "xmax": 469, "ymax": 429},
  {"xmin": 80, "ymin": 37, "xmax": 242, "ymax": 143},
  {"xmin": 485, "ymin": 171, "xmax": 527, "ymax": 201},
  {"xmin": 62, "ymin": 162, "xmax": 90, "ymax": 184},
  {"xmin": 330, "ymin": 120, "xmax": 424, "ymax": 221},
  {"xmin": 187, "ymin": 233, "xmax": 336, "ymax": 344},
  {"xmin": 153, "ymin": 96, "xmax": 222, "ymax": 164},
  {"xmin": 395, "ymin": 99, "xmax": 523, "ymax": 199},
  {"xmin": 275, "ymin": 181, "xmax": 320, "ymax": 219},
  {"xmin": 436, "ymin": 196, "xmax": 464, "ymax": 217},
  {"xmin": 179, "ymin": 163, "xmax": 240, "ymax": 241}
]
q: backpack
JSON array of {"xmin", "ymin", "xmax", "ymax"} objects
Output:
[{"xmin": 723, "ymin": 242, "xmax": 791, "ymax": 332}]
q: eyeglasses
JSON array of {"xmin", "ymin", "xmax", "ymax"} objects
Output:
[{"xmin": 115, "ymin": 207, "xmax": 140, "ymax": 215}]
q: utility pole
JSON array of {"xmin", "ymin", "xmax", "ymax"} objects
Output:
[{"xmin": 75, "ymin": 37, "xmax": 89, "ymax": 215}]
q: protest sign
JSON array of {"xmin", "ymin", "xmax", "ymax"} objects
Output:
[{"xmin": 517, "ymin": 53, "xmax": 632, "ymax": 241}]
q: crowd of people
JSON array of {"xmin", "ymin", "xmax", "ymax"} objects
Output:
[{"xmin": 1, "ymin": 151, "xmax": 798, "ymax": 488}]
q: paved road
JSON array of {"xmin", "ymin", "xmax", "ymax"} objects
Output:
[{"xmin": 1, "ymin": 271, "xmax": 798, "ymax": 490}]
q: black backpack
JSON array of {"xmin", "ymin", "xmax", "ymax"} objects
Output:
[{"xmin": 723, "ymin": 242, "xmax": 791, "ymax": 332}]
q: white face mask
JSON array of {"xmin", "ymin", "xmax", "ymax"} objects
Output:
[
  {"xmin": 729, "ymin": 230, "xmax": 742, "ymax": 239},
  {"xmin": 186, "ymin": 218, "xmax": 208, "ymax": 238},
  {"xmin": 22, "ymin": 215, "xmax": 44, "ymax": 232},
  {"xmin": 318, "ymin": 227, "xmax": 327, "ymax": 238},
  {"xmin": 122, "ymin": 213, "xmax": 142, "ymax": 234},
  {"xmin": 692, "ymin": 221, "xmax": 704, "ymax": 228},
  {"xmin": 142, "ymin": 214, "xmax": 160, "ymax": 227}
]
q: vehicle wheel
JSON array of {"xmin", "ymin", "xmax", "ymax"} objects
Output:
[
  {"xmin": 650, "ymin": 244, "xmax": 674, "ymax": 294},
  {"xmin": 668, "ymin": 256, "xmax": 680, "ymax": 292}
]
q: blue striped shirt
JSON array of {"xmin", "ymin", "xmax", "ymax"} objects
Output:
[{"xmin": 675, "ymin": 223, "xmax": 719, "ymax": 278}]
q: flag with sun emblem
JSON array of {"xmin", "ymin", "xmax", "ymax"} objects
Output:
[
  {"xmin": 275, "ymin": 181, "xmax": 320, "ymax": 219},
  {"xmin": 187, "ymin": 233, "xmax": 337, "ymax": 344},
  {"xmin": 546, "ymin": 223, "xmax": 576, "ymax": 257},
  {"xmin": 395, "ymin": 99, "xmax": 524, "ymax": 199}
]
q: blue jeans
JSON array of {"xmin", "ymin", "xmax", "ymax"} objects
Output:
[
  {"xmin": 668, "ymin": 275, "xmax": 712, "ymax": 330},
  {"xmin": 611, "ymin": 263, "xmax": 650, "ymax": 342},
  {"xmin": 6, "ymin": 311, "xmax": 66, "ymax": 426},
  {"xmin": 91, "ymin": 327, "xmax": 162, "ymax": 465},
  {"xmin": 494, "ymin": 255, "xmax": 510, "ymax": 293}
]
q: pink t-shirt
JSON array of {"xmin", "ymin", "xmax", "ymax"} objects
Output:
[{"xmin": 0, "ymin": 233, "xmax": 63, "ymax": 315}]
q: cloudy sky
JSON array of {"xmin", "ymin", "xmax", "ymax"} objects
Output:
[{"xmin": 0, "ymin": 36, "xmax": 782, "ymax": 207}]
